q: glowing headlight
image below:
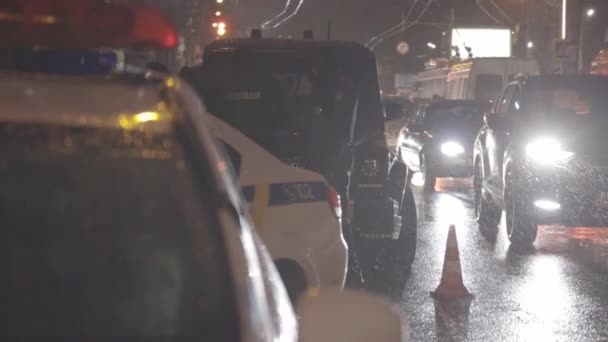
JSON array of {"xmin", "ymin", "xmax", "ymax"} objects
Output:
[
  {"xmin": 441, "ymin": 142, "xmax": 465, "ymax": 157},
  {"xmin": 525, "ymin": 137, "xmax": 573, "ymax": 165}
]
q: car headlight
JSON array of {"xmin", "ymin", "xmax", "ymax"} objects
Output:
[
  {"xmin": 441, "ymin": 142, "xmax": 465, "ymax": 157},
  {"xmin": 525, "ymin": 137, "xmax": 573, "ymax": 166}
]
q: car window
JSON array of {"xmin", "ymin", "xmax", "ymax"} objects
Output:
[
  {"xmin": 424, "ymin": 102, "xmax": 487, "ymax": 130},
  {"xmin": 509, "ymin": 86, "xmax": 522, "ymax": 113},
  {"xmin": 409, "ymin": 105, "xmax": 427, "ymax": 129},
  {"xmin": 0, "ymin": 123, "xmax": 239, "ymax": 341},
  {"xmin": 496, "ymin": 85, "xmax": 517, "ymax": 113}
]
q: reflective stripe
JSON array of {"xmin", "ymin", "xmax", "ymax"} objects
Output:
[{"xmin": 241, "ymin": 181, "xmax": 327, "ymax": 206}]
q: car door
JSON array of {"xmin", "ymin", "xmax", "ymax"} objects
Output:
[
  {"xmin": 484, "ymin": 83, "xmax": 518, "ymax": 195},
  {"xmin": 400, "ymin": 104, "xmax": 427, "ymax": 171}
]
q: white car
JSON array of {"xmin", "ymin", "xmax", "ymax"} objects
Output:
[{"xmin": 207, "ymin": 114, "xmax": 348, "ymax": 300}]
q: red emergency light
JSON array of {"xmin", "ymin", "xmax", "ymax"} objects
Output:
[{"xmin": 0, "ymin": 0, "xmax": 178, "ymax": 49}]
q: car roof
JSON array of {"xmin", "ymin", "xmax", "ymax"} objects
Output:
[
  {"xmin": 429, "ymin": 99, "xmax": 490, "ymax": 107},
  {"xmin": 205, "ymin": 38, "xmax": 374, "ymax": 58},
  {"xmin": 0, "ymin": 71, "xmax": 172, "ymax": 132},
  {"xmin": 524, "ymin": 74, "xmax": 608, "ymax": 83}
]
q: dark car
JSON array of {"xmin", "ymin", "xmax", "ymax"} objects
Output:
[
  {"xmin": 182, "ymin": 33, "xmax": 417, "ymax": 281},
  {"xmin": 474, "ymin": 74, "xmax": 608, "ymax": 246},
  {"xmin": 399, "ymin": 100, "xmax": 490, "ymax": 190}
]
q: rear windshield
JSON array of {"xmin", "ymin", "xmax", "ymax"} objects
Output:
[
  {"xmin": 0, "ymin": 123, "xmax": 238, "ymax": 341},
  {"xmin": 425, "ymin": 102, "xmax": 488, "ymax": 129},
  {"xmin": 184, "ymin": 48, "xmax": 383, "ymax": 162}
]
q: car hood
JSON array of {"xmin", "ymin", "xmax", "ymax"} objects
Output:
[{"xmin": 522, "ymin": 116, "xmax": 608, "ymax": 157}]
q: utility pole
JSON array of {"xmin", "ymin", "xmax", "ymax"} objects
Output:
[{"xmin": 449, "ymin": 8, "xmax": 455, "ymax": 58}]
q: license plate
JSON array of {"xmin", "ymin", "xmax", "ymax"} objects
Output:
[{"xmin": 598, "ymin": 192, "xmax": 608, "ymax": 206}]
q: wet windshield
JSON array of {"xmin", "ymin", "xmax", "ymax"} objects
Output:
[
  {"xmin": 425, "ymin": 101, "xmax": 488, "ymax": 130},
  {"xmin": 0, "ymin": 123, "xmax": 238, "ymax": 341}
]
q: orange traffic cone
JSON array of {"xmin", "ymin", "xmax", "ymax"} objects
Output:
[{"xmin": 431, "ymin": 225, "xmax": 472, "ymax": 300}]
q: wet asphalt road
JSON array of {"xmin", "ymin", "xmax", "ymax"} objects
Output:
[{"xmin": 372, "ymin": 177, "xmax": 608, "ymax": 341}]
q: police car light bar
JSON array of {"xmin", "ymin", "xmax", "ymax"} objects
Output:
[{"xmin": 1, "ymin": 0, "xmax": 177, "ymax": 49}]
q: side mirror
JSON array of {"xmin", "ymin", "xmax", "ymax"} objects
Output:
[
  {"xmin": 298, "ymin": 288, "xmax": 405, "ymax": 342},
  {"xmin": 384, "ymin": 101, "xmax": 407, "ymax": 121}
]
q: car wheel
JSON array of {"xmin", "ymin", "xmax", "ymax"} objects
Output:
[
  {"xmin": 388, "ymin": 160, "xmax": 407, "ymax": 202},
  {"xmin": 474, "ymin": 160, "xmax": 501, "ymax": 235},
  {"xmin": 275, "ymin": 259, "xmax": 308, "ymax": 304},
  {"xmin": 361, "ymin": 186, "xmax": 417, "ymax": 291},
  {"xmin": 505, "ymin": 178, "xmax": 537, "ymax": 247},
  {"xmin": 395, "ymin": 185, "xmax": 417, "ymax": 269},
  {"xmin": 420, "ymin": 154, "xmax": 436, "ymax": 191}
]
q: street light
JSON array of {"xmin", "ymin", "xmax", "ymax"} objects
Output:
[
  {"xmin": 527, "ymin": 41, "xmax": 534, "ymax": 49},
  {"xmin": 215, "ymin": 11, "xmax": 221, "ymax": 17},
  {"xmin": 579, "ymin": 7, "xmax": 597, "ymax": 72},
  {"xmin": 427, "ymin": 42, "xmax": 437, "ymax": 49}
]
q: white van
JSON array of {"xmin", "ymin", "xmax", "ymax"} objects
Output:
[
  {"xmin": 446, "ymin": 58, "xmax": 539, "ymax": 101},
  {"xmin": 415, "ymin": 66, "xmax": 450, "ymax": 99}
]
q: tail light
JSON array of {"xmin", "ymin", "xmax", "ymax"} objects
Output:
[
  {"xmin": 1, "ymin": 0, "xmax": 177, "ymax": 49},
  {"xmin": 326, "ymin": 185, "xmax": 342, "ymax": 220}
]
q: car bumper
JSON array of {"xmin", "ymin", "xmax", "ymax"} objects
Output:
[{"xmin": 517, "ymin": 164, "xmax": 608, "ymax": 226}]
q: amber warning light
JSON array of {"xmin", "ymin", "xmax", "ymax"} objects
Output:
[{"xmin": 0, "ymin": 0, "xmax": 178, "ymax": 49}]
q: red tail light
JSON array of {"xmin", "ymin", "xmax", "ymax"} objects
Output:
[
  {"xmin": 1, "ymin": 0, "xmax": 177, "ymax": 49},
  {"xmin": 326, "ymin": 185, "xmax": 342, "ymax": 220}
]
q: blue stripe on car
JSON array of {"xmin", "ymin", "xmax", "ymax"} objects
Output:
[{"xmin": 241, "ymin": 181, "xmax": 327, "ymax": 206}]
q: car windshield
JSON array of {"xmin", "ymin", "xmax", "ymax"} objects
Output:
[
  {"xmin": 184, "ymin": 49, "xmax": 382, "ymax": 165},
  {"xmin": 525, "ymin": 77, "xmax": 608, "ymax": 117},
  {"xmin": 0, "ymin": 123, "xmax": 238, "ymax": 341},
  {"xmin": 424, "ymin": 101, "xmax": 487, "ymax": 130}
]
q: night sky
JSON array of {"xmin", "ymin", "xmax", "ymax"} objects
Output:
[{"xmin": 233, "ymin": 0, "xmax": 522, "ymax": 71}]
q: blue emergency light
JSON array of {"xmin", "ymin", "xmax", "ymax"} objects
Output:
[{"xmin": 18, "ymin": 49, "xmax": 119, "ymax": 75}]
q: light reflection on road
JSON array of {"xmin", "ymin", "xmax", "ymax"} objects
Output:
[
  {"xmin": 432, "ymin": 176, "xmax": 608, "ymax": 272},
  {"xmin": 408, "ymin": 176, "xmax": 608, "ymax": 340}
]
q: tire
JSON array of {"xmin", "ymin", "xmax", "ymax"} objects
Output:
[
  {"xmin": 388, "ymin": 160, "xmax": 407, "ymax": 202},
  {"xmin": 505, "ymin": 177, "xmax": 537, "ymax": 247},
  {"xmin": 474, "ymin": 160, "xmax": 501, "ymax": 234},
  {"xmin": 420, "ymin": 153, "xmax": 436, "ymax": 191},
  {"xmin": 275, "ymin": 259, "xmax": 308, "ymax": 304},
  {"xmin": 395, "ymin": 185, "xmax": 417, "ymax": 269},
  {"xmin": 362, "ymin": 186, "xmax": 417, "ymax": 291}
]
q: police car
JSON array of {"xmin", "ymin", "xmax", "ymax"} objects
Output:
[
  {"xmin": 0, "ymin": 1, "xmax": 403, "ymax": 341},
  {"xmin": 207, "ymin": 114, "xmax": 348, "ymax": 301}
]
